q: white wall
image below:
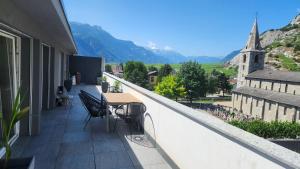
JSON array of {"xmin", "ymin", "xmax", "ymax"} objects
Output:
[{"xmin": 103, "ymin": 73, "xmax": 300, "ymax": 169}]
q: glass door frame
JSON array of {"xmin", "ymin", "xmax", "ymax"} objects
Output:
[{"xmin": 0, "ymin": 30, "xmax": 21, "ymax": 156}]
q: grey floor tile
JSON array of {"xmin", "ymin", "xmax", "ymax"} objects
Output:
[
  {"xmin": 95, "ymin": 151, "xmax": 134, "ymax": 169},
  {"xmin": 62, "ymin": 131, "xmax": 91, "ymax": 143},
  {"xmin": 59, "ymin": 141, "xmax": 93, "ymax": 156},
  {"xmin": 93, "ymin": 139, "xmax": 125, "ymax": 153},
  {"xmin": 55, "ymin": 154, "xmax": 95, "ymax": 169}
]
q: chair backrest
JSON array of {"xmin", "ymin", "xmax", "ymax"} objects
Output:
[
  {"xmin": 128, "ymin": 103, "xmax": 146, "ymax": 117},
  {"xmin": 79, "ymin": 91, "xmax": 107, "ymax": 117}
]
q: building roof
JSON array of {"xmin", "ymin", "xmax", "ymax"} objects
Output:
[
  {"xmin": 246, "ymin": 69, "xmax": 300, "ymax": 83},
  {"xmin": 233, "ymin": 86, "xmax": 300, "ymax": 107},
  {"xmin": 241, "ymin": 18, "xmax": 263, "ymax": 52},
  {"xmin": 148, "ymin": 71, "xmax": 158, "ymax": 76}
]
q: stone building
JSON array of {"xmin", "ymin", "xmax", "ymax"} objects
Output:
[{"xmin": 232, "ymin": 19, "xmax": 300, "ymax": 123}]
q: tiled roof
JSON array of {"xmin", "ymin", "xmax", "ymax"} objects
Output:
[
  {"xmin": 233, "ymin": 86, "xmax": 300, "ymax": 107},
  {"xmin": 246, "ymin": 70, "xmax": 300, "ymax": 83}
]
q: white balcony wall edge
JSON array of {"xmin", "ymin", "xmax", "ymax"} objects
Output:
[{"xmin": 103, "ymin": 72, "xmax": 300, "ymax": 169}]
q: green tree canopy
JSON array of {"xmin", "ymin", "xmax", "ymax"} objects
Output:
[
  {"xmin": 124, "ymin": 61, "xmax": 148, "ymax": 88},
  {"xmin": 177, "ymin": 61, "xmax": 207, "ymax": 103},
  {"xmin": 148, "ymin": 65, "xmax": 158, "ymax": 72},
  {"xmin": 105, "ymin": 64, "xmax": 113, "ymax": 73},
  {"xmin": 217, "ymin": 72, "xmax": 232, "ymax": 96},
  {"xmin": 207, "ymin": 69, "xmax": 232, "ymax": 96},
  {"xmin": 155, "ymin": 75, "xmax": 186, "ymax": 101},
  {"xmin": 158, "ymin": 64, "xmax": 173, "ymax": 81}
]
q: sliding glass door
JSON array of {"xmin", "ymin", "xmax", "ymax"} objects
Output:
[{"xmin": 0, "ymin": 31, "xmax": 20, "ymax": 149}]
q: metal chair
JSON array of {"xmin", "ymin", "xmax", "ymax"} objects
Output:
[
  {"xmin": 79, "ymin": 92, "xmax": 108, "ymax": 129},
  {"xmin": 113, "ymin": 102, "xmax": 146, "ymax": 132}
]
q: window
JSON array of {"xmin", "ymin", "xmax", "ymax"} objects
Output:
[
  {"xmin": 285, "ymin": 84, "xmax": 288, "ymax": 93},
  {"xmin": 254, "ymin": 55, "xmax": 259, "ymax": 63},
  {"xmin": 259, "ymin": 81, "xmax": 262, "ymax": 88},
  {"xmin": 269, "ymin": 103, "xmax": 272, "ymax": 110},
  {"xmin": 271, "ymin": 82, "xmax": 274, "ymax": 90},
  {"xmin": 256, "ymin": 100, "xmax": 259, "ymax": 107},
  {"xmin": 249, "ymin": 80, "xmax": 252, "ymax": 87},
  {"xmin": 236, "ymin": 95, "xmax": 238, "ymax": 101},
  {"xmin": 150, "ymin": 76, "xmax": 155, "ymax": 82},
  {"xmin": 246, "ymin": 97, "xmax": 248, "ymax": 104},
  {"xmin": 265, "ymin": 86, "xmax": 267, "ymax": 90},
  {"xmin": 294, "ymin": 90, "xmax": 296, "ymax": 95},
  {"xmin": 243, "ymin": 54, "xmax": 247, "ymax": 63},
  {"xmin": 283, "ymin": 107, "xmax": 287, "ymax": 115},
  {"xmin": 0, "ymin": 32, "xmax": 20, "ymax": 146}
]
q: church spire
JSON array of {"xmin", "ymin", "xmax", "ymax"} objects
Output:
[{"xmin": 243, "ymin": 18, "xmax": 262, "ymax": 51}]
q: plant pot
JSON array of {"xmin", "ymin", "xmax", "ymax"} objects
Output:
[
  {"xmin": 0, "ymin": 157, "xmax": 35, "ymax": 169},
  {"xmin": 102, "ymin": 82, "xmax": 109, "ymax": 93},
  {"xmin": 64, "ymin": 79, "xmax": 72, "ymax": 92}
]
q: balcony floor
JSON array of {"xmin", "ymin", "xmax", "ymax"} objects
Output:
[{"xmin": 12, "ymin": 85, "xmax": 172, "ymax": 169}]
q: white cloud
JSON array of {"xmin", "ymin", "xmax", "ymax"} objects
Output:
[
  {"xmin": 147, "ymin": 41, "xmax": 158, "ymax": 50},
  {"xmin": 163, "ymin": 46, "xmax": 173, "ymax": 51}
]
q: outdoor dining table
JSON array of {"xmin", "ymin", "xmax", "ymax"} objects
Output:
[{"xmin": 102, "ymin": 93, "xmax": 143, "ymax": 132}]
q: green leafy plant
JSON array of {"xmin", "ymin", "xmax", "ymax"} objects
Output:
[
  {"xmin": 0, "ymin": 88, "xmax": 29, "ymax": 165},
  {"xmin": 112, "ymin": 81, "xmax": 121, "ymax": 93},
  {"xmin": 229, "ymin": 120, "xmax": 300, "ymax": 139},
  {"xmin": 102, "ymin": 76, "xmax": 107, "ymax": 82},
  {"xmin": 155, "ymin": 75, "xmax": 186, "ymax": 101}
]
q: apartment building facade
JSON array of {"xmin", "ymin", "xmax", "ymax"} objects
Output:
[{"xmin": 0, "ymin": 0, "xmax": 77, "ymax": 156}]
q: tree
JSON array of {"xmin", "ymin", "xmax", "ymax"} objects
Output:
[
  {"xmin": 177, "ymin": 61, "xmax": 207, "ymax": 103},
  {"xmin": 105, "ymin": 64, "xmax": 113, "ymax": 73},
  {"xmin": 155, "ymin": 75, "xmax": 186, "ymax": 101},
  {"xmin": 217, "ymin": 72, "xmax": 232, "ymax": 96},
  {"xmin": 124, "ymin": 61, "xmax": 148, "ymax": 88},
  {"xmin": 158, "ymin": 64, "xmax": 173, "ymax": 81},
  {"xmin": 148, "ymin": 65, "xmax": 158, "ymax": 72},
  {"xmin": 207, "ymin": 75, "xmax": 218, "ymax": 94}
]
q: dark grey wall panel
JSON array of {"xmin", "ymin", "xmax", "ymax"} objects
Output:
[
  {"xmin": 31, "ymin": 39, "xmax": 42, "ymax": 135},
  {"xmin": 49, "ymin": 47, "xmax": 55, "ymax": 109},
  {"xmin": 69, "ymin": 56, "xmax": 102, "ymax": 84},
  {"xmin": 20, "ymin": 37, "xmax": 31, "ymax": 136}
]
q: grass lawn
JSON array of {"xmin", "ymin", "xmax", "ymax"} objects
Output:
[{"xmin": 146, "ymin": 63, "xmax": 238, "ymax": 77}]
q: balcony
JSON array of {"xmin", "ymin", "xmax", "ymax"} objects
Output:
[
  {"xmin": 12, "ymin": 85, "xmax": 172, "ymax": 169},
  {"xmin": 11, "ymin": 73, "xmax": 300, "ymax": 169}
]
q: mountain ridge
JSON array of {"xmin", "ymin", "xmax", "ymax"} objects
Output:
[{"xmin": 70, "ymin": 22, "xmax": 224, "ymax": 64}]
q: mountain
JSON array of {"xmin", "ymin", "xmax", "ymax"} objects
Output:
[
  {"xmin": 186, "ymin": 56, "xmax": 222, "ymax": 63},
  {"xmin": 228, "ymin": 14, "xmax": 300, "ymax": 71},
  {"xmin": 70, "ymin": 22, "xmax": 222, "ymax": 64},
  {"xmin": 70, "ymin": 22, "xmax": 168, "ymax": 63},
  {"xmin": 221, "ymin": 50, "xmax": 240, "ymax": 63},
  {"xmin": 150, "ymin": 48, "xmax": 188, "ymax": 63}
]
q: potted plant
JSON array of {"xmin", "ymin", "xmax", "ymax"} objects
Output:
[
  {"xmin": 0, "ymin": 89, "xmax": 34, "ymax": 169},
  {"xmin": 112, "ymin": 81, "xmax": 122, "ymax": 93},
  {"xmin": 101, "ymin": 76, "xmax": 109, "ymax": 93},
  {"xmin": 64, "ymin": 79, "xmax": 72, "ymax": 92}
]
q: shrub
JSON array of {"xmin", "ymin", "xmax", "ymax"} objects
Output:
[{"xmin": 229, "ymin": 120, "xmax": 300, "ymax": 139}]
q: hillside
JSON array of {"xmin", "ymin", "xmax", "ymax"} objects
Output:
[
  {"xmin": 228, "ymin": 14, "xmax": 300, "ymax": 71},
  {"xmin": 70, "ymin": 22, "xmax": 223, "ymax": 64}
]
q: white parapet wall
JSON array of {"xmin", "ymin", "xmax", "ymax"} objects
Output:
[{"xmin": 103, "ymin": 72, "xmax": 300, "ymax": 169}]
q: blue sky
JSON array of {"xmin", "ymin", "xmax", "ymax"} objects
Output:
[{"xmin": 63, "ymin": 0, "xmax": 299, "ymax": 57}]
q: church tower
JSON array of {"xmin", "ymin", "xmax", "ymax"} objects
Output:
[{"xmin": 237, "ymin": 18, "xmax": 265, "ymax": 88}]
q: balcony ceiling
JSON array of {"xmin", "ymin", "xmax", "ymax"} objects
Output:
[{"xmin": 12, "ymin": 0, "xmax": 77, "ymax": 54}]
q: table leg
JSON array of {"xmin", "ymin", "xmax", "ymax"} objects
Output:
[{"xmin": 106, "ymin": 105, "xmax": 110, "ymax": 132}]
